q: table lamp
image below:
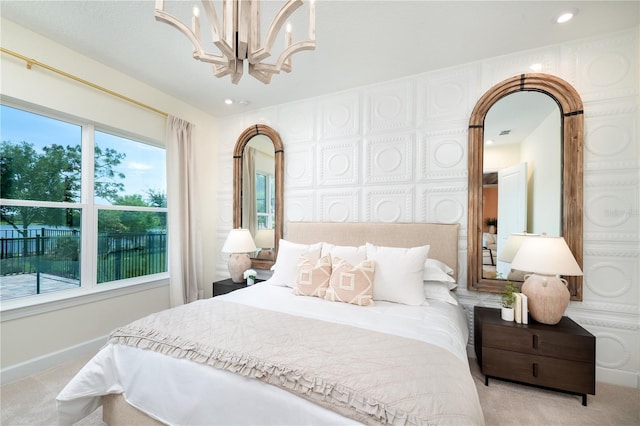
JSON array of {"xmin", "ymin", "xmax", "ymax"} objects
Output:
[
  {"xmin": 510, "ymin": 236, "xmax": 583, "ymax": 325},
  {"xmin": 498, "ymin": 232, "xmax": 539, "ymax": 281},
  {"xmin": 254, "ymin": 228, "xmax": 275, "ymax": 260},
  {"xmin": 222, "ymin": 228, "xmax": 257, "ymax": 283}
]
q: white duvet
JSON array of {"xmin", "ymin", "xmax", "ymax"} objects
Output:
[{"xmin": 57, "ymin": 280, "xmax": 471, "ymax": 425}]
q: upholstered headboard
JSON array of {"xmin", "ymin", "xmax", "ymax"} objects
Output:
[{"xmin": 286, "ymin": 222, "xmax": 460, "ymax": 278}]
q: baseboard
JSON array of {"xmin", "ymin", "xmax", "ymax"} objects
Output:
[
  {"xmin": 0, "ymin": 335, "xmax": 107, "ymax": 385},
  {"xmin": 596, "ymin": 366, "xmax": 640, "ymax": 389}
]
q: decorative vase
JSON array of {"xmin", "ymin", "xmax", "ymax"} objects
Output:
[
  {"xmin": 521, "ymin": 273, "xmax": 570, "ymax": 325},
  {"xmin": 489, "ymin": 225, "xmax": 496, "ymax": 234},
  {"xmin": 501, "ymin": 307, "xmax": 514, "ymax": 321}
]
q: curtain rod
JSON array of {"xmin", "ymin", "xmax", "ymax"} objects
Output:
[{"xmin": 1, "ymin": 47, "xmax": 169, "ymax": 118}]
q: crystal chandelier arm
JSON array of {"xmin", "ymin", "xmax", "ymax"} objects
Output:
[
  {"xmin": 248, "ymin": 0, "xmax": 304, "ymax": 64},
  {"xmin": 154, "ymin": 0, "xmax": 228, "ymax": 66}
]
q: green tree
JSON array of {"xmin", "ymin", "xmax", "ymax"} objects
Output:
[{"xmin": 0, "ymin": 140, "xmax": 126, "ymax": 239}]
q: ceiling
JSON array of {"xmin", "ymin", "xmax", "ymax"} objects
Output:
[{"xmin": 1, "ymin": 1, "xmax": 638, "ymax": 117}]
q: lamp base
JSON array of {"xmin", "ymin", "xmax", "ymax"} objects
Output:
[
  {"xmin": 228, "ymin": 253, "xmax": 251, "ymax": 283},
  {"xmin": 521, "ymin": 273, "xmax": 570, "ymax": 325}
]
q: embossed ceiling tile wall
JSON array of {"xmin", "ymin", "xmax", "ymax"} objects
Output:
[
  {"xmin": 572, "ymin": 30, "xmax": 639, "ymax": 102},
  {"xmin": 284, "ymin": 144, "xmax": 315, "ymax": 188},
  {"xmin": 277, "ymin": 100, "xmax": 315, "ymax": 142},
  {"xmin": 363, "ymin": 133, "xmax": 414, "ymax": 184},
  {"xmin": 416, "ymin": 184, "xmax": 467, "ymax": 226},
  {"xmin": 363, "ymin": 186, "xmax": 414, "ymax": 223},
  {"xmin": 583, "ymin": 249, "xmax": 638, "ymax": 304},
  {"xmin": 417, "ymin": 128, "xmax": 468, "ymax": 182},
  {"xmin": 584, "ymin": 99, "xmax": 638, "ymax": 171},
  {"xmin": 216, "ymin": 193, "xmax": 233, "ymax": 227},
  {"xmin": 584, "ymin": 175, "xmax": 640, "ymax": 241},
  {"xmin": 317, "ymin": 189, "xmax": 359, "ymax": 222},
  {"xmin": 590, "ymin": 325, "xmax": 636, "ymax": 372},
  {"xmin": 364, "ymin": 80, "xmax": 415, "ymax": 134},
  {"xmin": 416, "ymin": 65, "xmax": 478, "ymax": 126},
  {"xmin": 285, "ymin": 190, "xmax": 315, "ymax": 223},
  {"xmin": 317, "ymin": 140, "xmax": 360, "ymax": 186},
  {"xmin": 317, "ymin": 91, "xmax": 361, "ymax": 140},
  {"xmin": 240, "ymin": 106, "xmax": 278, "ymax": 129},
  {"xmin": 480, "ymin": 46, "xmax": 562, "ymax": 93}
]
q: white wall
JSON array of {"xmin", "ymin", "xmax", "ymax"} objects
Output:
[
  {"xmin": 0, "ymin": 19, "xmax": 219, "ymax": 377},
  {"xmin": 214, "ymin": 27, "xmax": 640, "ymax": 388}
]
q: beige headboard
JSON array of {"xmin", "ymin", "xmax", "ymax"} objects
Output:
[{"xmin": 286, "ymin": 222, "xmax": 460, "ymax": 278}]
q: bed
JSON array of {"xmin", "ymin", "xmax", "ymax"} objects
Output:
[{"xmin": 57, "ymin": 222, "xmax": 484, "ymax": 425}]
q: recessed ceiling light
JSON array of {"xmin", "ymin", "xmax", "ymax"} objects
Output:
[
  {"xmin": 486, "ymin": 139, "xmax": 494, "ymax": 145},
  {"xmin": 530, "ymin": 63, "xmax": 543, "ymax": 72},
  {"xmin": 556, "ymin": 10, "xmax": 577, "ymax": 24},
  {"xmin": 224, "ymin": 98, "xmax": 234, "ymax": 105}
]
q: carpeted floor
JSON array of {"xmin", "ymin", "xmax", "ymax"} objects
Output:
[{"xmin": 1, "ymin": 355, "xmax": 639, "ymax": 425}]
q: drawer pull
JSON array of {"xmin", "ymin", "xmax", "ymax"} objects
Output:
[
  {"xmin": 532, "ymin": 363, "xmax": 539, "ymax": 377},
  {"xmin": 532, "ymin": 334, "xmax": 539, "ymax": 349}
]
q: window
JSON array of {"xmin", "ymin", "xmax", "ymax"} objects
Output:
[
  {"xmin": 0, "ymin": 103, "xmax": 167, "ymax": 303},
  {"xmin": 255, "ymin": 172, "xmax": 275, "ymax": 229}
]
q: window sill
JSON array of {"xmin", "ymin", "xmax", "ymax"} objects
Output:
[{"xmin": 0, "ymin": 274, "xmax": 169, "ymax": 322}]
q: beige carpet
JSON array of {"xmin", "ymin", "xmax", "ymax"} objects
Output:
[{"xmin": 1, "ymin": 355, "xmax": 638, "ymax": 425}]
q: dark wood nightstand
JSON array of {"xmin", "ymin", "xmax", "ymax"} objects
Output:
[
  {"xmin": 212, "ymin": 278, "xmax": 264, "ymax": 297},
  {"xmin": 474, "ymin": 306, "xmax": 595, "ymax": 405}
]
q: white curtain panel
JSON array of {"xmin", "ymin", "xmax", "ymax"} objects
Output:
[
  {"xmin": 166, "ymin": 116, "xmax": 203, "ymax": 306},
  {"xmin": 242, "ymin": 147, "xmax": 257, "ymax": 236}
]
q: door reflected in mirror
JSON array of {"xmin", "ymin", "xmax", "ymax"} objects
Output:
[
  {"xmin": 481, "ymin": 92, "xmax": 561, "ymax": 281},
  {"xmin": 242, "ymin": 135, "xmax": 276, "ymax": 261}
]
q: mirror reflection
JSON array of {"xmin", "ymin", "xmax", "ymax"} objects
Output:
[
  {"xmin": 481, "ymin": 92, "xmax": 561, "ymax": 281},
  {"xmin": 242, "ymin": 135, "xmax": 276, "ymax": 261}
]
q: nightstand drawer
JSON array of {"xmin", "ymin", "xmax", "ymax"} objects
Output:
[
  {"xmin": 483, "ymin": 347, "xmax": 595, "ymax": 394},
  {"xmin": 483, "ymin": 323, "xmax": 594, "ymax": 363}
]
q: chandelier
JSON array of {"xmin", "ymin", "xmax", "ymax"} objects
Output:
[{"xmin": 154, "ymin": 0, "xmax": 316, "ymax": 84}]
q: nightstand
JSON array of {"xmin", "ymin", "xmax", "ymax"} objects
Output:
[
  {"xmin": 474, "ymin": 306, "xmax": 595, "ymax": 405},
  {"xmin": 212, "ymin": 278, "xmax": 264, "ymax": 297}
]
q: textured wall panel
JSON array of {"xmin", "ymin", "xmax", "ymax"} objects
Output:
[
  {"xmin": 417, "ymin": 184, "xmax": 467, "ymax": 225},
  {"xmin": 417, "ymin": 66, "xmax": 477, "ymax": 126},
  {"xmin": 284, "ymin": 145, "xmax": 314, "ymax": 188},
  {"xmin": 364, "ymin": 81, "xmax": 415, "ymax": 134},
  {"xmin": 317, "ymin": 189, "xmax": 359, "ymax": 222},
  {"xmin": 278, "ymin": 101, "xmax": 315, "ymax": 142},
  {"xmin": 363, "ymin": 133, "xmax": 414, "ymax": 184},
  {"xmin": 418, "ymin": 128, "xmax": 468, "ymax": 181},
  {"xmin": 285, "ymin": 190, "xmax": 315, "ymax": 223},
  {"xmin": 318, "ymin": 92, "xmax": 361, "ymax": 140},
  {"xmin": 363, "ymin": 186, "xmax": 414, "ymax": 222},
  {"xmin": 583, "ymin": 249, "xmax": 638, "ymax": 304},
  {"xmin": 574, "ymin": 31, "xmax": 639, "ymax": 102},
  {"xmin": 317, "ymin": 140, "xmax": 360, "ymax": 186}
]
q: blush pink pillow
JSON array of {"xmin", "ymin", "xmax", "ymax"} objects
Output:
[
  {"xmin": 294, "ymin": 255, "xmax": 332, "ymax": 298},
  {"xmin": 325, "ymin": 256, "xmax": 375, "ymax": 306}
]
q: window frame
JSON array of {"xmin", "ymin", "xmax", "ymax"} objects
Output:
[{"xmin": 0, "ymin": 99, "xmax": 169, "ymax": 321}]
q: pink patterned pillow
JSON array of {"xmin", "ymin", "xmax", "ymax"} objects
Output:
[
  {"xmin": 325, "ymin": 256, "xmax": 375, "ymax": 306},
  {"xmin": 294, "ymin": 254, "xmax": 332, "ymax": 298}
]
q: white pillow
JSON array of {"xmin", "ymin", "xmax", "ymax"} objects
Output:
[
  {"xmin": 365, "ymin": 243, "xmax": 430, "ymax": 305},
  {"xmin": 423, "ymin": 258, "xmax": 457, "ymax": 289},
  {"xmin": 424, "ymin": 281, "xmax": 458, "ymax": 306},
  {"xmin": 321, "ymin": 243, "xmax": 367, "ymax": 266},
  {"xmin": 270, "ymin": 239, "xmax": 322, "ymax": 288}
]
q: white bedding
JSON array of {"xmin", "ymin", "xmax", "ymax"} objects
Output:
[{"xmin": 57, "ymin": 280, "xmax": 472, "ymax": 425}]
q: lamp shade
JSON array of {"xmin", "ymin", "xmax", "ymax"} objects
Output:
[
  {"xmin": 511, "ymin": 236, "xmax": 583, "ymax": 276},
  {"xmin": 254, "ymin": 228, "xmax": 275, "ymax": 249},
  {"xmin": 222, "ymin": 229, "xmax": 257, "ymax": 253},
  {"xmin": 497, "ymin": 233, "xmax": 536, "ymax": 263}
]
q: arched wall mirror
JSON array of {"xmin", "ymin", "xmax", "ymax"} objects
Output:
[
  {"xmin": 233, "ymin": 124, "xmax": 284, "ymax": 270},
  {"xmin": 467, "ymin": 73, "xmax": 584, "ymax": 300}
]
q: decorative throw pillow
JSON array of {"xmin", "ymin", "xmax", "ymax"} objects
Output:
[
  {"xmin": 293, "ymin": 254, "xmax": 332, "ymax": 298},
  {"xmin": 270, "ymin": 239, "xmax": 322, "ymax": 288},
  {"xmin": 325, "ymin": 256, "xmax": 374, "ymax": 306},
  {"xmin": 424, "ymin": 281, "xmax": 459, "ymax": 306},
  {"xmin": 321, "ymin": 243, "xmax": 367, "ymax": 266},
  {"xmin": 366, "ymin": 243, "xmax": 430, "ymax": 305}
]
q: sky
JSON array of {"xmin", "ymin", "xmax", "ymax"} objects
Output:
[{"xmin": 1, "ymin": 104, "xmax": 166, "ymax": 204}]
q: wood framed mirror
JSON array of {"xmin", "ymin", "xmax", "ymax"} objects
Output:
[
  {"xmin": 468, "ymin": 73, "xmax": 584, "ymax": 300},
  {"xmin": 233, "ymin": 124, "xmax": 284, "ymax": 270}
]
